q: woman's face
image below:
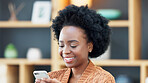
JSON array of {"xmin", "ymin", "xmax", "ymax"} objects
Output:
[{"xmin": 58, "ymin": 26, "xmax": 93, "ymax": 68}]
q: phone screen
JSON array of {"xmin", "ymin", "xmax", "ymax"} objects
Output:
[{"xmin": 33, "ymin": 71, "xmax": 50, "ymax": 79}]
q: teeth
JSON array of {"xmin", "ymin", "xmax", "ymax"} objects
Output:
[
  {"xmin": 65, "ymin": 57, "xmax": 74, "ymax": 60},
  {"xmin": 64, "ymin": 57, "xmax": 74, "ymax": 62}
]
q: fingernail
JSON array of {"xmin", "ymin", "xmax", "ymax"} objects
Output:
[
  {"xmin": 42, "ymin": 78, "xmax": 46, "ymax": 80},
  {"xmin": 35, "ymin": 79, "xmax": 40, "ymax": 82}
]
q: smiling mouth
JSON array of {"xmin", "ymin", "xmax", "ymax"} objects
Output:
[{"xmin": 64, "ymin": 57, "xmax": 75, "ymax": 63}]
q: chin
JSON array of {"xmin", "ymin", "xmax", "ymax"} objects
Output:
[{"xmin": 65, "ymin": 63, "xmax": 75, "ymax": 68}]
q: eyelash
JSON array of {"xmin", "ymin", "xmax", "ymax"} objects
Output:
[
  {"xmin": 71, "ymin": 46, "xmax": 77, "ymax": 48},
  {"xmin": 59, "ymin": 45, "xmax": 77, "ymax": 48},
  {"xmin": 59, "ymin": 45, "xmax": 64, "ymax": 48}
]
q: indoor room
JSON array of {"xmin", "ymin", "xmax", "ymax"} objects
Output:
[{"xmin": 0, "ymin": 0, "xmax": 148, "ymax": 83}]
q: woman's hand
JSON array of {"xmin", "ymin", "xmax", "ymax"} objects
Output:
[{"xmin": 35, "ymin": 78, "xmax": 61, "ymax": 83}]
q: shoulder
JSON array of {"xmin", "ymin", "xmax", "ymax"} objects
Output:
[
  {"xmin": 93, "ymin": 66, "xmax": 115, "ymax": 83},
  {"xmin": 48, "ymin": 68, "xmax": 68, "ymax": 79}
]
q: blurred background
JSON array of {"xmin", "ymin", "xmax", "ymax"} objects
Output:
[{"xmin": 0, "ymin": 0, "xmax": 148, "ymax": 83}]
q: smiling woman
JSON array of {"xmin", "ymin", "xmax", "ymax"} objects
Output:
[
  {"xmin": 35, "ymin": 5, "xmax": 115, "ymax": 83},
  {"xmin": 58, "ymin": 26, "xmax": 91, "ymax": 69}
]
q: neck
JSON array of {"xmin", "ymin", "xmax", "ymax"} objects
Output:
[{"xmin": 71, "ymin": 59, "xmax": 89, "ymax": 78}]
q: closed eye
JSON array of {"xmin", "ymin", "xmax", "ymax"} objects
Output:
[
  {"xmin": 71, "ymin": 46, "xmax": 77, "ymax": 48},
  {"xmin": 59, "ymin": 45, "xmax": 64, "ymax": 48}
]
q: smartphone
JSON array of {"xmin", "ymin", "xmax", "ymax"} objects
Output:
[{"xmin": 33, "ymin": 70, "xmax": 50, "ymax": 79}]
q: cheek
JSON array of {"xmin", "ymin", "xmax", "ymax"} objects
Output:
[
  {"xmin": 74, "ymin": 47, "xmax": 89, "ymax": 57},
  {"xmin": 58, "ymin": 48, "xmax": 63, "ymax": 57}
]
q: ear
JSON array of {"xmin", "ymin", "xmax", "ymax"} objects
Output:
[{"xmin": 88, "ymin": 42, "xmax": 93, "ymax": 52}]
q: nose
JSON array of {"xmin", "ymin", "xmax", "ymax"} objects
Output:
[{"xmin": 63, "ymin": 46, "xmax": 71, "ymax": 54}]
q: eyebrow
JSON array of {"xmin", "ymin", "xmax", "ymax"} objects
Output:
[
  {"xmin": 59, "ymin": 40, "xmax": 79, "ymax": 43},
  {"xmin": 68, "ymin": 40, "xmax": 79, "ymax": 43}
]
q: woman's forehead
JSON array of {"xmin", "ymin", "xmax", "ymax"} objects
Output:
[
  {"xmin": 61, "ymin": 26, "xmax": 84, "ymax": 33},
  {"xmin": 59, "ymin": 26, "xmax": 87, "ymax": 41}
]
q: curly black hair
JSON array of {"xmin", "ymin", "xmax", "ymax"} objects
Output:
[{"xmin": 51, "ymin": 5, "xmax": 111, "ymax": 58}]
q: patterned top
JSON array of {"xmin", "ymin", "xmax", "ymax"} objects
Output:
[{"xmin": 48, "ymin": 60, "xmax": 115, "ymax": 83}]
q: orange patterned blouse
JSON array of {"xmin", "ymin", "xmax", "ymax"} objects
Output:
[{"xmin": 48, "ymin": 60, "xmax": 115, "ymax": 83}]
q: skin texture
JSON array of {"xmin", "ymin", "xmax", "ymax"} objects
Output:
[
  {"xmin": 35, "ymin": 26, "xmax": 93, "ymax": 83},
  {"xmin": 59, "ymin": 26, "xmax": 92, "ymax": 68}
]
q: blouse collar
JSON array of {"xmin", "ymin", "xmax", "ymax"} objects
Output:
[{"xmin": 61, "ymin": 60, "xmax": 96, "ymax": 83}]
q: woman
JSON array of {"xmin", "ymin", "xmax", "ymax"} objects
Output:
[{"xmin": 36, "ymin": 5, "xmax": 115, "ymax": 83}]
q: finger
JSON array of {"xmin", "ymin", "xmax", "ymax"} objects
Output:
[
  {"xmin": 43, "ymin": 78, "xmax": 54, "ymax": 83},
  {"xmin": 39, "ymin": 78, "xmax": 48, "ymax": 83},
  {"xmin": 42, "ymin": 78, "xmax": 52, "ymax": 82},
  {"xmin": 35, "ymin": 79, "xmax": 41, "ymax": 83},
  {"xmin": 40, "ymin": 80, "xmax": 46, "ymax": 83},
  {"xmin": 42, "ymin": 78, "xmax": 60, "ymax": 83},
  {"xmin": 52, "ymin": 78, "xmax": 60, "ymax": 83}
]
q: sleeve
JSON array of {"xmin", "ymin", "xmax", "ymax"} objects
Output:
[
  {"xmin": 104, "ymin": 76, "xmax": 115, "ymax": 83},
  {"xmin": 93, "ymin": 71, "xmax": 115, "ymax": 83},
  {"xmin": 48, "ymin": 68, "xmax": 67, "ymax": 81}
]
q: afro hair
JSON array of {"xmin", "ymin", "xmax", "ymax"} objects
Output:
[{"xmin": 51, "ymin": 5, "xmax": 111, "ymax": 58}]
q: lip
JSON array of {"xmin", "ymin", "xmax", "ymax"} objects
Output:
[
  {"xmin": 63, "ymin": 55, "xmax": 75, "ymax": 58},
  {"xmin": 63, "ymin": 57, "xmax": 75, "ymax": 63}
]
